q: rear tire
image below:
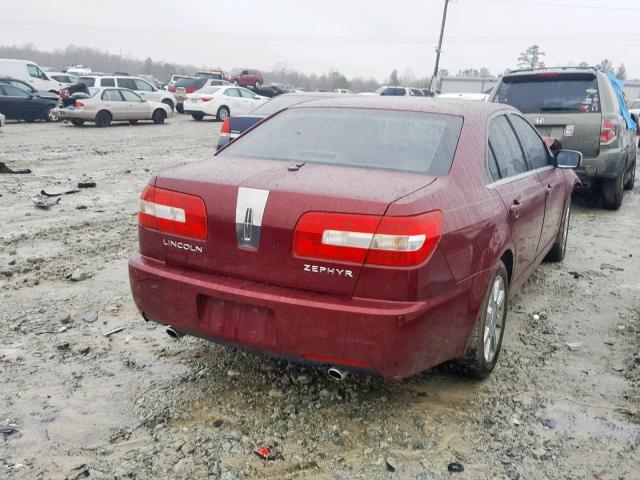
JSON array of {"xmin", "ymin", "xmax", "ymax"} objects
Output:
[
  {"xmin": 191, "ymin": 113, "xmax": 204, "ymax": 121},
  {"xmin": 624, "ymin": 160, "xmax": 636, "ymax": 190},
  {"xmin": 176, "ymin": 103, "xmax": 184, "ymax": 114},
  {"xmin": 216, "ymin": 106, "xmax": 230, "ymax": 121},
  {"xmin": 161, "ymin": 99, "xmax": 175, "ymax": 112},
  {"xmin": 95, "ymin": 110, "xmax": 112, "ymax": 127},
  {"xmin": 602, "ymin": 172, "xmax": 624, "ymax": 210},
  {"xmin": 462, "ymin": 261, "xmax": 508, "ymax": 379},
  {"xmin": 71, "ymin": 119, "xmax": 85, "ymax": 127},
  {"xmin": 545, "ymin": 198, "xmax": 571, "ymax": 262},
  {"xmin": 152, "ymin": 109, "xmax": 167, "ymax": 124}
]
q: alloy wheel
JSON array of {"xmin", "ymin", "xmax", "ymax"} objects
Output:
[{"xmin": 483, "ymin": 275, "xmax": 506, "ymax": 364}]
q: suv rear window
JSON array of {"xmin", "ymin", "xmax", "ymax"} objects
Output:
[
  {"xmin": 78, "ymin": 77, "xmax": 95, "ymax": 87},
  {"xmin": 494, "ymin": 73, "xmax": 600, "ymax": 114},
  {"xmin": 219, "ymin": 107, "xmax": 463, "ymax": 176},
  {"xmin": 175, "ymin": 78, "xmax": 207, "ymax": 89}
]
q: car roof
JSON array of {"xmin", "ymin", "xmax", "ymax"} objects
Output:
[{"xmin": 289, "ymin": 96, "xmax": 512, "ymax": 118}]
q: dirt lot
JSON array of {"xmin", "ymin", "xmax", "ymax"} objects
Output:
[{"xmin": 1, "ymin": 116, "xmax": 639, "ymax": 480}]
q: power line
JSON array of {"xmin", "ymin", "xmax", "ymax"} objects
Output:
[{"xmin": 488, "ymin": 0, "xmax": 640, "ymax": 11}]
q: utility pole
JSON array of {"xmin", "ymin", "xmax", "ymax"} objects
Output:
[{"xmin": 430, "ymin": 0, "xmax": 450, "ymax": 93}]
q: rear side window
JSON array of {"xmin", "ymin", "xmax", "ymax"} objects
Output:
[
  {"xmin": 219, "ymin": 107, "xmax": 463, "ymax": 176},
  {"xmin": 509, "ymin": 115, "xmax": 550, "ymax": 169},
  {"xmin": 102, "ymin": 90, "xmax": 123, "ymax": 101},
  {"xmin": 121, "ymin": 90, "xmax": 142, "ymax": 102},
  {"xmin": 134, "ymin": 79, "xmax": 154, "ymax": 91},
  {"xmin": 78, "ymin": 77, "xmax": 95, "ymax": 87},
  {"xmin": 101, "ymin": 78, "xmax": 115, "ymax": 87},
  {"xmin": 117, "ymin": 78, "xmax": 137, "ymax": 90},
  {"xmin": 1, "ymin": 85, "xmax": 29, "ymax": 97},
  {"xmin": 225, "ymin": 88, "xmax": 241, "ymax": 97},
  {"xmin": 494, "ymin": 73, "xmax": 600, "ymax": 114},
  {"xmin": 489, "ymin": 115, "xmax": 528, "ymax": 178}
]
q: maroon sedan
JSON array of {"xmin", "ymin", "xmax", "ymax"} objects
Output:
[
  {"xmin": 129, "ymin": 97, "xmax": 581, "ymax": 380},
  {"xmin": 228, "ymin": 69, "xmax": 263, "ymax": 88}
]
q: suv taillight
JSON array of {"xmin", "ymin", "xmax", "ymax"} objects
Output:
[
  {"xmin": 600, "ymin": 117, "xmax": 618, "ymax": 145},
  {"xmin": 293, "ymin": 211, "xmax": 443, "ymax": 266},
  {"xmin": 138, "ymin": 185, "xmax": 207, "ymax": 240},
  {"xmin": 220, "ymin": 118, "xmax": 230, "ymax": 137}
]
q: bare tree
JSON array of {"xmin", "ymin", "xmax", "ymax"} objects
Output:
[
  {"xmin": 398, "ymin": 68, "xmax": 416, "ymax": 87},
  {"xmin": 616, "ymin": 63, "xmax": 627, "ymax": 80},
  {"xmin": 517, "ymin": 45, "xmax": 546, "ymax": 69}
]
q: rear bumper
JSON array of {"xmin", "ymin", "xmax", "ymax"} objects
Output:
[
  {"xmin": 128, "ymin": 255, "xmax": 475, "ymax": 380},
  {"xmin": 53, "ymin": 108, "xmax": 92, "ymax": 120},
  {"xmin": 575, "ymin": 146, "xmax": 628, "ymax": 181}
]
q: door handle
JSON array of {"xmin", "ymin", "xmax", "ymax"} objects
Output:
[
  {"xmin": 545, "ymin": 183, "xmax": 553, "ymax": 198},
  {"xmin": 509, "ymin": 199, "xmax": 522, "ymax": 219}
]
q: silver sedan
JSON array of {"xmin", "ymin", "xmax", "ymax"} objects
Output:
[{"xmin": 54, "ymin": 87, "xmax": 172, "ymax": 127}]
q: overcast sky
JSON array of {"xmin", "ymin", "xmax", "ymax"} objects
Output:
[{"xmin": 3, "ymin": 0, "xmax": 640, "ymax": 79}]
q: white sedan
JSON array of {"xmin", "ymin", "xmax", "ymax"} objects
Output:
[{"xmin": 183, "ymin": 86, "xmax": 267, "ymax": 121}]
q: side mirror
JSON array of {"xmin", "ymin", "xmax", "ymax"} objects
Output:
[
  {"xmin": 631, "ymin": 113, "xmax": 638, "ymax": 123},
  {"xmin": 555, "ymin": 149, "xmax": 582, "ymax": 169}
]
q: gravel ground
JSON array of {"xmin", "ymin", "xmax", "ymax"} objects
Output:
[{"xmin": 1, "ymin": 116, "xmax": 639, "ymax": 480}]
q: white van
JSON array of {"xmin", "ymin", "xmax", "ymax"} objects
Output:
[{"xmin": 0, "ymin": 59, "xmax": 62, "ymax": 92}]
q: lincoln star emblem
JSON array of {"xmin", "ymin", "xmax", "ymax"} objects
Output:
[{"xmin": 236, "ymin": 188, "xmax": 269, "ymax": 250}]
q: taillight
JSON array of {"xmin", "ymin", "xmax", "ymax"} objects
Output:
[
  {"xmin": 600, "ymin": 117, "xmax": 618, "ymax": 145},
  {"xmin": 220, "ymin": 118, "xmax": 230, "ymax": 137},
  {"xmin": 293, "ymin": 211, "xmax": 443, "ymax": 266},
  {"xmin": 74, "ymin": 101, "xmax": 85, "ymax": 109},
  {"xmin": 138, "ymin": 185, "xmax": 207, "ymax": 240},
  {"xmin": 200, "ymin": 97, "xmax": 213, "ymax": 102}
]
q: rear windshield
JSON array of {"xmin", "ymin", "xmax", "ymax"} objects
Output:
[
  {"xmin": 493, "ymin": 73, "xmax": 600, "ymax": 114},
  {"xmin": 176, "ymin": 78, "xmax": 207, "ymax": 88},
  {"xmin": 219, "ymin": 107, "xmax": 463, "ymax": 176},
  {"xmin": 78, "ymin": 77, "xmax": 95, "ymax": 87},
  {"xmin": 197, "ymin": 71, "xmax": 224, "ymax": 80}
]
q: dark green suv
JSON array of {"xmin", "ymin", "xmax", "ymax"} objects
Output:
[{"xmin": 490, "ymin": 68, "xmax": 636, "ymax": 209}]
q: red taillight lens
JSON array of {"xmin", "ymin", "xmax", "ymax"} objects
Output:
[
  {"xmin": 293, "ymin": 211, "xmax": 443, "ymax": 266},
  {"xmin": 600, "ymin": 117, "xmax": 618, "ymax": 145},
  {"xmin": 220, "ymin": 118, "xmax": 230, "ymax": 136},
  {"xmin": 200, "ymin": 97, "xmax": 213, "ymax": 102},
  {"xmin": 138, "ymin": 185, "xmax": 207, "ymax": 240},
  {"xmin": 74, "ymin": 101, "xmax": 85, "ymax": 108}
]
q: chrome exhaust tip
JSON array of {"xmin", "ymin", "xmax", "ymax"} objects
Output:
[
  {"xmin": 327, "ymin": 367, "xmax": 347, "ymax": 382},
  {"xmin": 166, "ymin": 326, "xmax": 185, "ymax": 340}
]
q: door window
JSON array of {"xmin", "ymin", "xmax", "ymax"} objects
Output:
[
  {"xmin": 225, "ymin": 88, "xmax": 241, "ymax": 97},
  {"xmin": 101, "ymin": 78, "xmax": 116, "ymax": 87},
  {"xmin": 134, "ymin": 79, "xmax": 154, "ymax": 91},
  {"xmin": 488, "ymin": 115, "xmax": 529, "ymax": 178},
  {"xmin": 117, "ymin": 78, "xmax": 137, "ymax": 90},
  {"xmin": 121, "ymin": 89, "xmax": 143, "ymax": 102},
  {"xmin": 487, "ymin": 144, "xmax": 500, "ymax": 183},
  {"xmin": 102, "ymin": 90, "xmax": 124, "ymax": 101},
  {"xmin": 509, "ymin": 115, "xmax": 551, "ymax": 169},
  {"xmin": 27, "ymin": 64, "xmax": 41, "ymax": 78},
  {"xmin": 1, "ymin": 85, "xmax": 30, "ymax": 97},
  {"xmin": 8, "ymin": 79, "xmax": 36, "ymax": 94}
]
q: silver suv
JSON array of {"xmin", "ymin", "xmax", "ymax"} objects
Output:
[{"xmin": 490, "ymin": 67, "xmax": 636, "ymax": 209}]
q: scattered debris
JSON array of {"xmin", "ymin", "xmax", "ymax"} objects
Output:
[
  {"xmin": 542, "ymin": 418, "xmax": 558, "ymax": 429},
  {"xmin": 568, "ymin": 271, "xmax": 583, "ymax": 279},
  {"xmin": 447, "ymin": 462, "xmax": 464, "ymax": 473},
  {"xmin": 55, "ymin": 342, "xmax": 70, "ymax": 351},
  {"xmin": 0, "ymin": 425, "xmax": 19, "ymax": 439},
  {"xmin": 78, "ymin": 181, "xmax": 97, "ymax": 189},
  {"xmin": 565, "ymin": 341, "xmax": 584, "ymax": 352},
  {"xmin": 31, "ymin": 194, "xmax": 60, "ymax": 208},
  {"xmin": 70, "ymin": 269, "xmax": 88, "ymax": 282},
  {"xmin": 40, "ymin": 189, "xmax": 80, "ymax": 197},
  {"xmin": 600, "ymin": 263, "xmax": 624, "ymax": 272},
  {"xmin": 254, "ymin": 446, "xmax": 276, "ymax": 460},
  {"xmin": 104, "ymin": 326, "xmax": 124, "ymax": 337},
  {"xmin": 0, "ymin": 162, "xmax": 31, "ymax": 174},
  {"xmin": 81, "ymin": 312, "xmax": 98, "ymax": 324},
  {"xmin": 385, "ymin": 457, "xmax": 397, "ymax": 472}
]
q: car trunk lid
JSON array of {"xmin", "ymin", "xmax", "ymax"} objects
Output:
[
  {"xmin": 524, "ymin": 112, "xmax": 602, "ymax": 158},
  {"xmin": 152, "ymin": 156, "xmax": 437, "ymax": 296}
]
